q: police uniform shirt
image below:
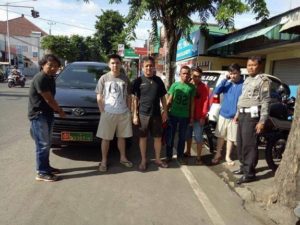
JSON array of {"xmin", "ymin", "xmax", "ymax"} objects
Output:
[{"xmin": 237, "ymin": 73, "xmax": 271, "ymax": 123}]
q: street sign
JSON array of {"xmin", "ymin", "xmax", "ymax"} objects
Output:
[
  {"xmin": 124, "ymin": 49, "xmax": 139, "ymax": 59},
  {"xmin": 134, "ymin": 47, "xmax": 147, "ymax": 56}
]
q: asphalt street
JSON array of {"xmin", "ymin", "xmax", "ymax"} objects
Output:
[{"xmin": 0, "ymin": 80, "xmax": 265, "ymax": 225}]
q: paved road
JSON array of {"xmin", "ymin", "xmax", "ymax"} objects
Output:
[{"xmin": 0, "ymin": 80, "xmax": 264, "ymax": 225}]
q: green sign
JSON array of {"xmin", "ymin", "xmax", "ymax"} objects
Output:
[{"xmin": 124, "ymin": 48, "xmax": 139, "ymax": 59}]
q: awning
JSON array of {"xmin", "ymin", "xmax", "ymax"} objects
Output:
[
  {"xmin": 208, "ymin": 24, "xmax": 278, "ymax": 51},
  {"xmin": 279, "ymin": 20, "xmax": 300, "ymax": 34}
]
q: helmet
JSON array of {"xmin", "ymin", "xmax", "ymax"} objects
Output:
[{"xmin": 276, "ymin": 83, "xmax": 290, "ymax": 98}]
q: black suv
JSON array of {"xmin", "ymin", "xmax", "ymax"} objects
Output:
[{"xmin": 52, "ymin": 61, "xmax": 109, "ymax": 147}]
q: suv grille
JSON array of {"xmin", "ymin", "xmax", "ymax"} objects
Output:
[{"xmin": 53, "ymin": 107, "xmax": 100, "ymax": 133}]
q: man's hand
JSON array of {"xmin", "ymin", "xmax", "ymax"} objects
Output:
[
  {"xmin": 233, "ymin": 115, "xmax": 238, "ymax": 123},
  {"xmin": 162, "ymin": 111, "xmax": 168, "ymax": 123},
  {"xmin": 58, "ymin": 108, "xmax": 66, "ymax": 118},
  {"xmin": 255, "ymin": 122, "xmax": 264, "ymax": 134},
  {"xmin": 132, "ymin": 114, "xmax": 139, "ymax": 125}
]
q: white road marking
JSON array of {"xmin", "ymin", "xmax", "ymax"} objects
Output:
[{"xmin": 180, "ymin": 165, "xmax": 226, "ymax": 225}]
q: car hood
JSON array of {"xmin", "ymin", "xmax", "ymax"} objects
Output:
[{"xmin": 55, "ymin": 87, "xmax": 97, "ymax": 107}]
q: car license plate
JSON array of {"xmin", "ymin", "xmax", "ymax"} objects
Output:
[{"xmin": 61, "ymin": 131, "xmax": 93, "ymax": 142}]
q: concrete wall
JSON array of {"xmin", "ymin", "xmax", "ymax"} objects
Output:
[{"xmin": 265, "ymin": 49, "xmax": 300, "ymax": 73}]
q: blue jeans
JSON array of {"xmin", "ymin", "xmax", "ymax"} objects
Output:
[
  {"xmin": 31, "ymin": 113, "xmax": 54, "ymax": 174},
  {"xmin": 166, "ymin": 115, "xmax": 189, "ymax": 158}
]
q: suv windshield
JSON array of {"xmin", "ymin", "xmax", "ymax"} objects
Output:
[{"xmin": 56, "ymin": 64, "xmax": 109, "ymax": 89}]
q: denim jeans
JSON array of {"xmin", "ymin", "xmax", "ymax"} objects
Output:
[
  {"xmin": 31, "ymin": 113, "xmax": 54, "ymax": 174},
  {"xmin": 166, "ymin": 115, "xmax": 189, "ymax": 159}
]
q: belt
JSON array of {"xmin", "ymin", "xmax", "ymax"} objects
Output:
[{"xmin": 239, "ymin": 108, "xmax": 251, "ymax": 113}]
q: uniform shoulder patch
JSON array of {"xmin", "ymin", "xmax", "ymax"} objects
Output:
[{"xmin": 258, "ymin": 74, "xmax": 270, "ymax": 81}]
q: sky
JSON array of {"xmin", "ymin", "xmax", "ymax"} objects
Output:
[{"xmin": 0, "ymin": 0, "xmax": 300, "ymax": 48}]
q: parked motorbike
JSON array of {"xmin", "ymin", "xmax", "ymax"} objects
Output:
[
  {"xmin": 262, "ymin": 92, "xmax": 295, "ymax": 172},
  {"xmin": 7, "ymin": 73, "xmax": 26, "ymax": 88}
]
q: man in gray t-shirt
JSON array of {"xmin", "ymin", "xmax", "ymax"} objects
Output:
[{"xmin": 95, "ymin": 54, "xmax": 133, "ymax": 172}]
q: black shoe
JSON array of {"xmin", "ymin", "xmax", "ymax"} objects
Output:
[
  {"xmin": 36, "ymin": 173, "xmax": 59, "ymax": 182},
  {"xmin": 236, "ymin": 175, "xmax": 257, "ymax": 185},
  {"xmin": 233, "ymin": 169, "xmax": 244, "ymax": 175}
]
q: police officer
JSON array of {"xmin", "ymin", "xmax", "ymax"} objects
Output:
[{"xmin": 234, "ymin": 56, "xmax": 271, "ymax": 184}]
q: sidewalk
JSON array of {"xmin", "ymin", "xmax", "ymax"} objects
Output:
[{"xmin": 192, "ymin": 144, "xmax": 295, "ymax": 225}]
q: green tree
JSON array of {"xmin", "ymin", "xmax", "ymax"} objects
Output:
[
  {"xmin": 41, "ymin": 35, "xmax": 72, "ymax": 60},
  {"xmin": 108, "ymin": 0, "xmax": 268, "ymax": 88},
  {"xmin": 95, "ymin": 10, "xmax": 127, "ymax": 55},
  {"xmin": 41, "ymin": 35, "xmax": 105, "ymax": 62}
]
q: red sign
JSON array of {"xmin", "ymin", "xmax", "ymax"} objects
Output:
[{"xmin": 134, "ymin": 47, "xmax": 147, "ymax": 55}]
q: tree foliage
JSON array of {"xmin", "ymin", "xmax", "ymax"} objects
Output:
[
  {"xmin": 108, "ymin": 0, "xmax": 269, "ymax": 88},
  {"xmin": 41, "ymin": 35, "xmax": 104, "ymax": 62},
  {"xmin": 94, "ymin": 10, "xmax": 128, "ymax": 55}
]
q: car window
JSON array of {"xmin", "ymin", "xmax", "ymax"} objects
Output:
[
  {"xmin": 56, "ymin": 64, "xmax": 109, "ymax": 89},
  {"xmin": 201, "ymin": 73, "xmax": 221, "ymax": 88}
]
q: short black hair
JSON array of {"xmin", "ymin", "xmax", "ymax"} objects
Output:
[
  {"xmin": 191, "ymin": 66, "xmax": 202, "ymax": 74},
  {"xmin": 142, "ymin": 56, "xmax": 155, "ymax": 65},
  {"xmin": 228, "ymin": 63, "xmax": 241, "ymax": 73},
  {"xmin": 107, "ymin": 53, "xmax": 122, "ymax": 62},
  {"xmin": 248, "ymin": 56, "xmax": 263, "ymax": 64},
  {"xmin": 180, "ymin": 65, "xmax": 191, "ymax": 73},
  {"xmin": 39, "ymin": 54, "xmax": 61, "ymax": 68}
]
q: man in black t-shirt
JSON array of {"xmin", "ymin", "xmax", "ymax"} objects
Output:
[
  {"xmin": 28, "ymin": 54, "xmax": 65, "ymax": 182},
  {"xmin": 132, "ymin": 56, "xmax": 168, "ymax": 171}
]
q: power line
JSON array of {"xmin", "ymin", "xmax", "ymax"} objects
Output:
[{"xmin": 0, "ymin": 7, "xmax": 96, "ymax": 32}]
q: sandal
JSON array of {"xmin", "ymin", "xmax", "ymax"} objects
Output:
[
  {"xmin": 98, "ymin": 163, "xmax": 108, "ymax": 172},
  {"xmin": 226, "ymin": 160, "xmax": 235, "ymax": 166},
  {"xmin": 154, "ymin": 160, "xmax": 168, "ymax": 168},
  {"xmin": 120, "ymin": 160, "xmax": 133, "ymax": 168},
  {"xmin": 211, "ymin": 155, "xmax": 222, "ymax": 164},
  {"xmin": 195, "ymin": 157, "xmax": 203, "ymax": 165}
]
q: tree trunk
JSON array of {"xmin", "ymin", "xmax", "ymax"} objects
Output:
[
  {"xmin": 271, "ymin": 85, "xmax": 300, "ymax": 212},
  {"xmin": 165, "ymin": 29, "xmax": 181, "ymax": 89}
]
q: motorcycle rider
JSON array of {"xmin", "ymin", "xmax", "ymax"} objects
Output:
[{"xmin": 11, "ymin": 66, "xmax": 21, "ymax": 80}]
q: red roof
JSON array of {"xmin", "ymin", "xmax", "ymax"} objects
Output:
[{"xmin": 0, "ymin": 15, "xmax": 47, "ymax": 37}]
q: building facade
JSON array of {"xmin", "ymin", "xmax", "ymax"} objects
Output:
[{"xmin": 0, "ymin": 15, "xmax": 47, "ymax": 76}]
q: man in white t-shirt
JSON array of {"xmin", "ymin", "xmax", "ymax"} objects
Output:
[{"xmin": 95, "ymin": 54, "xmax": 133, "ymax": 172}]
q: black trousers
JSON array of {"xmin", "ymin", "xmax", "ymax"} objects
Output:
[{"xmin": 237, "ymin": 113, "xmax": 259, "ymax": 177}]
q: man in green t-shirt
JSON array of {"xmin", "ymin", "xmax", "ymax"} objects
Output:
[{"xmin": 166, "ymin": 66, "xmax": 195, "ymax": 164}]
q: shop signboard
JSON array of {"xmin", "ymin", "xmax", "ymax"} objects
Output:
[{"xmin": 176, "ymin": 29, "xmax": 202, "ymax": 61}]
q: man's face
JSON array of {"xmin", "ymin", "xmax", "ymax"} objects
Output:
[
  {"xmin": 109, "ymin": 58, "xmax": 121, "ymax": 74},
  {"xmin": 229, "ymin": 69, "xmax": 241, "ymax": 82},
  {"xmin": 180, "ymin": 68, "xmax": 190, "ymax": 83},
  {"xmin": 247, "ymin": 59, "xmax": 261, "ymax": 77},
  {"xmin": 142, "ymin": 60, "xmax": 154, "ymax": 77},
  {"xmin": 192, "ymin": 71, "xmax": 201, "ymax": 84},
  {"xmin": 42, "ymin": 60, "xmax": 60, "ymax": 76}
]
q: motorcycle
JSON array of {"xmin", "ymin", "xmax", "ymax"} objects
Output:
[
  {"xmin": 7, "ymin": 73, "xmax": 26, "ymax": 88},
  {"xmin": 261, "ymin": 92, "xmax": 295, "ymax": 172}
]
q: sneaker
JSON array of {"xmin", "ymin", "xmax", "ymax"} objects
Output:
[
  {"xmin": 36, "ymin": 173, "xmax": 59, "ymax": 182},
  {"xmin": 49, "ymin": 167, "xmax": 61, "ymax": 174}
]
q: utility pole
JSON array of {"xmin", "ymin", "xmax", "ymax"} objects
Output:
[
  {"xmin": 47, "ymin": 21, "xmax": 56, "ymax": 35},
  {"xmin": 6, "ymin": 4, "xmax": 11, "ymax": 64},
  {"xmin": 1, "ymin": 1, "xmax": 39, "ymax": 65}
]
